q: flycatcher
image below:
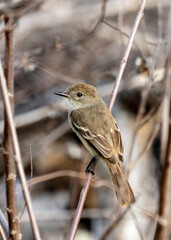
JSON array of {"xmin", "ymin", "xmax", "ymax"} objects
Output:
[{"xmin": 54, "ymin": 83, "xmax": 134, "ymax": 206}]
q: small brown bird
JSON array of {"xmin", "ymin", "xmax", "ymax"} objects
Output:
[{"xmin": 54, "ymin": 83, "xmax": 135, "ymax": 206}]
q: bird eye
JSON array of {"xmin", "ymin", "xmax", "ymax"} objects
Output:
[{"xmin": 77, "ymin": 92, "xmax": 82, "ymax": 97}]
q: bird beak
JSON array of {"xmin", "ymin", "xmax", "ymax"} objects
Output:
[{"xmin": 53, "ymin": 91, "xmax": 69, "ymax": 98}]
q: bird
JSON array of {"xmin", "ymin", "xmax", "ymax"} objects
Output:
[{"xmin": 54, "ymin": 83, "xmax": 135, "ymax": 206}]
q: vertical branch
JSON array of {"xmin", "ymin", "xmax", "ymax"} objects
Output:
[
  {"xmin": 0, "ymin": 58, "xmax": 42, "ymax": 240},
  {"xmin": 154, "ymin": 59, "xmax": 171, "ymax": 240},
  {"xmin": 0, "ymin": 15, "xmax": 41, "ymax": 240},
  {"xmin": 0, "ymin": 57, "xmax": 41, "ymax": 240},
  {"xmin": 154, "ymin": 123, "xmax": 171, "ymax": 240},
  {"xmin": 108, "ymin": 0, "xmax": 147, "ymax": 111},
  {"xmin": 3, "ymin": 16, "xmax": 21, "ymax": 240},
  {"xmin": 68, "ymin": 158, "xmax": 98, "ymax": 240}
]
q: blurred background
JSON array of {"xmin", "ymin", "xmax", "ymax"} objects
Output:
[{"xmin": 0, "ymin": 0, "xmax": 171, "ymax": 239}]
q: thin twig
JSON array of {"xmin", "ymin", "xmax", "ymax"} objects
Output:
[
  {"xmin": 26, "ymin": 170, "xmax": 113, "ymax": 190},
  {"xmin": 102, "ymin": 20, "xmax": 145, "ymax": 59},
  {"xmin": 0, "ymin": 224, "xmax": 8, "ymax": 240},
  {"xmin": 128, "ymin": 117, "xmax": 160, "ymax": 172},
  {"xmin": 126, "ymin": 82, "xmax": 152, "ymax": 172},
  {"xmin": 160, "ymin": 62, "xmax": 170, "ymax": 163},
  {"xmin": 23, "ymin": 0, "xmax": 108, "ymax": 59},
  {"xmin": 19, "ymin": 146, "xmax": 33, "ymax": 221},
  {"xmin": 63, "ymin": 152, "xmax": 90, "ymax": 239},
  {"xmin": 108, "ymin": 0, "xmax": 147, "ymax": 111},
  {"xmin": 154, "ymin": 121, "xmax": 171, "ymax": 240},
  {"xmin": 99, "ymin": 207, "xmax": 131, "ymax": 240},
  {"xmin": 0, "ymin": 210, "xmax": 9, "ymax": 240},
  {"xmin": 138, "ymin": 102, "xmax": 160, "ymax": 128},
  {"xmin": 0, "ymin": 58, "xmax": 41, "ymax": 240},
  {"xmin": 154, "ymin": 56, "xmax": 171, "ymax": 240},
  {"xmin": 67, "ymin": 0, "xmax": 147, "ymax": 239},
  {"xmin": 0, "ymin": 0, "xmax": 42, "ymax": 17},
  {"xmin": 67, "ymin": 158, "xmax": 98, "ymax": 240},
  {"xmin": 35, "ymin": 61, "xmax": 83, "ymax": 84},
  {"xmin": 135, "ymin": 205, "xmax": 167, "ymax": 226},
  {"xmin": 130, "ymin": 210, "xmax": 144, "ymax": 240},
  {"xmin": 19, "ymin": 208, "xmax": 127, "ymax": 222}
]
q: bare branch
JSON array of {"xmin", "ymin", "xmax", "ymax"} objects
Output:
[
  {"xmin": 67, "ymin": 157, "xmax": 98, "ymax": 240},
  {"xmin": 0, "ymin": 59, "xmax": 41, "ymax": 239},
  {"xmin": 3, "ymin": 16, "xmax": 21, "ymax": 240},
  {"xmin": 128, "ymin": 117, "xmax": 160, "ymax": 172},
  {"xmin": 102, "ymin": 20, "xmax": 145, "ymax": 58},
  {"xmin": 154, "ymin": 58, "xmax": 171, "ymax": 240},
  {"xmin": 154, "ymin": 121, "xmax": 171, "ymax": 240},
  {"xmin": 108, "ymin": 0, "xmax": 147, "ymax": 111},
  {"xmin": 126, "ymin": 82, "xmax": 152, "ymax": 171}
]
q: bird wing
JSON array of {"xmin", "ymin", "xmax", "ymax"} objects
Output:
[{"xmin": 71, "ymin": 120, "xmax": 114, "ymax": 159}]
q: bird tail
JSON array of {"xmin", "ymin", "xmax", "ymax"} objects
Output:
[{"xmin": 105, "ymin": 160, "xmax": 135, "ymax": 207}]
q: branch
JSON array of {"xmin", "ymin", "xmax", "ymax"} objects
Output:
[
  {"xmin": 0, "ymin": 18, "xmax": 15, "ymax": 40},
  {"xmin": 19, "ymin": 0, "xmax": 107, "ymax": 59},
  {"xmin": 0, "ymin": 59, "xmax": 41, "ymax": 239},
  {"xmin": 108, "ymin": 0, "xmax": 147, "ymax": 111},
  {"xmin": 154, "ymin": 123, "xmax": 171, "ymax": 240},
  {"xmin": 154, "ymin": 57, "xmax": 171, "ymax": 240},
  {"xmin": 19, "ymin": 146, "xmax": 33, "ymax": 221},
  {"xmin": 126, "ymin": 82, "xmax": 152, "ymax": 171},
  {"xmin": 0, "ymin": 0, "xmax": 42, "ymax": 17},
  {"xmin": 67, "ymin": 0, "xmax": 147, "ymax": 239},
  {"xmin": 102, "ymin": 20, "xmax": 145, "ymax": 59},
  {"xmin": 3, "ymin": 16, "xmax": 21, "ymax": 240}
]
